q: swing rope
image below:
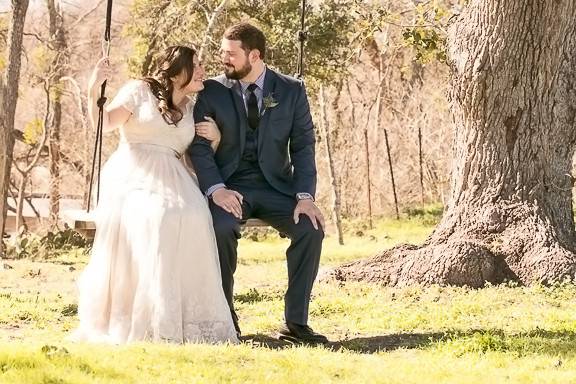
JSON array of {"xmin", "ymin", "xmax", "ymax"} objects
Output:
[
  {"xmin": 86, "ymin": 0, "xmax": 113, "ymax": 213},
  {"xmin": 296, "ymin": 0, "xmax": 307, "ymax": 79}
]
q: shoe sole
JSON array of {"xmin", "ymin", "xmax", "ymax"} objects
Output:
[
  {"xmin": 277, "ymin": 333, "xmax": 301, "ymax": 343},
  {"xmin": 277, "ymin": 333, "xmax": 328, "ymax": 345}
]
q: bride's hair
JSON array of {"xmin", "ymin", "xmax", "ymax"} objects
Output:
[{"xmin": 143, "ymin": 45, "xmax": 197, "ymax": 125}]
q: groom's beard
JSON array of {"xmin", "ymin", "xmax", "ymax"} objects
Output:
[{"xmin": 223, "ymin": 62, "xmax": 252, "ymax": 80}]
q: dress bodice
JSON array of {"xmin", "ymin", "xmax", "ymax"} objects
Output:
[{"xmin": 106, "ymin": 80, "xmax": 195, "ymax": 154}]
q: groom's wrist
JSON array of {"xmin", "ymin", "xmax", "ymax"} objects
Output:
[
  {"xmin": 206, "ymin": 183, "xmax": 226, "ymax": 198},
  {"xmin": 295, "ymin": 192, "xmax": 314, "ymax": 202}
]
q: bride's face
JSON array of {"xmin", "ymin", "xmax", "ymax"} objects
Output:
[{"xmin": 172, "ymin": 55, "xmax": 205, "ymax": 94}]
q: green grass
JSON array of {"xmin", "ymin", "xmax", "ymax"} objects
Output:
[{"xmin": 1, "ymin": 213, "xmax": 576, "ymax": 383}]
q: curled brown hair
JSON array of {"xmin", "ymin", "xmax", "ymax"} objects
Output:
[{"xmin": 143, "ymin": 45, "xmax": 197, "ymax": 125}]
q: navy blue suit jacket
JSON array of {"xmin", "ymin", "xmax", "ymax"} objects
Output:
[{"xmin": 187, "ymin": 68, "xmax": 317, "ymax": 198}]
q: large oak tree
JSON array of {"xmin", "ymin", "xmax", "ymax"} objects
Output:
[{"xmin": 331, "ymin": 0, "xmax": 576, "ymax": 286}]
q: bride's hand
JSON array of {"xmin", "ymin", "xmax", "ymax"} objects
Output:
[
  {"xmin": 195, "ymin": 116, "xmax": 221, "ymax": 142},
  {"xmin": 89, "ymin": 56, "xmax": 112, "ymax": 93}
]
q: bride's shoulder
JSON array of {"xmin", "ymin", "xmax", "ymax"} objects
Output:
[
  {"xmin": 119, "ymin": 78, "xmax": 145, "ymax": 88},
  {"xmin": 114, "ymin": 79, "xmax": 150, "ymax": 97}
]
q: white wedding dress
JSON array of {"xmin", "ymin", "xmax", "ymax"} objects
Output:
[{"xmin": 71, "ymin": 80, "xmax": 238, "ymax": 344}]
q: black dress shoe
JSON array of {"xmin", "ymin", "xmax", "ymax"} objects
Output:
[{"xmin": 278, "ymin": 322, "xmax": 328, "ymax": 344}]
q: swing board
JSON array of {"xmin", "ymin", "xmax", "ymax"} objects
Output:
[{"xmin": 62, "ymin": 209, "xmax": 272, "ymax": 243}]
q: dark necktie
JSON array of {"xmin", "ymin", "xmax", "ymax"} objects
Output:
[{"xmin": 246, "ymin": 83, "xmax": 260, "ymax": 130}]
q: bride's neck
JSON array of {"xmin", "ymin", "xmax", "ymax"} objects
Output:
[{"xmin": 171, "ymin": 87, "xmax": 188, "ymax": 108}]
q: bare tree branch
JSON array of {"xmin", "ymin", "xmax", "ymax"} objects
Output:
[
  {"xmin": 198, "ymin": 0, "xmax": 229, "ymax": 61},
  {"xmin": 70, "ymin": 0, "xmax": 106, "ymax": 29}
]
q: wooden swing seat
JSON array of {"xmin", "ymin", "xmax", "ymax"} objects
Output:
[{"xmin": 62, "ymin": 209, "xmax": 273, "ymax": 243}]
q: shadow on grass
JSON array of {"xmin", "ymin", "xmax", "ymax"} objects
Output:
[
  {"xmin": 241, "ymin": 329, "xmax": 576, "ymax": 356},
  {"xmin": 240, "ymin": 332, "xmax": 444, "ymax": 352}
]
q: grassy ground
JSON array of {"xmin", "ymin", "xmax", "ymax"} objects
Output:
[{"xmin": 1, "ymin": 210, "xmax": 575, "ymax": 383}]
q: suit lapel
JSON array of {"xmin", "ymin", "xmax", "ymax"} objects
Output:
[
  {"xmin": 213, "ymin": 75, "xmax": 248, "ymax": 154},
  {"xmin": 258, "ymin": 70, "xmax": 277, "ymax": 152}
]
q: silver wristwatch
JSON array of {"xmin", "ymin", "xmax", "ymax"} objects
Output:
[{"xmin": 296, "ymin": 192, "xmax": 314, "ymax": 201}]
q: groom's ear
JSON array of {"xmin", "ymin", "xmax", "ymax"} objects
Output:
[{"xmin": 249, "ymin": 49, "xmax": 262, "ymax": 62}]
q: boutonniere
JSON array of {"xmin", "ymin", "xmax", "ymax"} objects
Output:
[{"xmin": 263, "ymin": 93, "xmax": 279, "ymax": 110}]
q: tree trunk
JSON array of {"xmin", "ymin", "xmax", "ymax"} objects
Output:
[
  {"xmin": 375, "ymin": 54, "xmax": 400, "ymax": 220},
  {"xmin": 329, "ymin": 0, "xmax": 576, "ymax": 286},
  {"xmin": 319, "ymin": 85, "xmax": 344, "ymax": 245},
  {"xmin": 47, "ymin": 0, "xmax": 67, "ymax": 226},
  {"xmin": 61, "ymin": 76, "xmax": 90, "ymax": 206},
  {"xmin": 15, "ymin": 175, "xmax": 27, "ymax": 232},
  {"xmin": 346, "ymin": 81, "xmax": 373, "ymax": 229},
  {"xmin": 0, "ymin": 0, "xmax": 29, "ymax": 258},
  {"xmin": 198, "ymin": 0, "xmax": 229, "ymax": 61},
  {"xmin": 14, "ymin": 82, "xmax": 50, "ymax": 234}
]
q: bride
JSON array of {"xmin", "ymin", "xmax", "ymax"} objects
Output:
[{"xmin": 70, "ymin": 45, "xmax": 238, "ymax": 344}]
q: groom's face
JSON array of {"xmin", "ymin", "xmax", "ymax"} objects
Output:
[{"xmin": 220, "ymin": 38, "xmax": 252, "ymax": 80}]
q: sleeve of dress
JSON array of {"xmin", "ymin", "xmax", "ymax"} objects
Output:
[{"xmin": 105, "ymin": 80, "xmax": 143, "ymax": 114}]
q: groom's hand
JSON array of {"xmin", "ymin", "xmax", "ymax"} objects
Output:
[
  {"xmin": 293, "ymin": 200, "xmax": 325, "ymax": 230},
  {"xmin": 212, "ymin": 188, "xmax": 244, "ymax": 219}
]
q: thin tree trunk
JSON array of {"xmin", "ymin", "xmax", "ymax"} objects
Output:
[
  {"xmin": 330, "ymin": 0, "xmax": 576, "ymax": 286},
  {"xmin": 0, "ymin": 0, "xmax": 29, "ymax": 259},
  {"xmin": 418, "ymin": 124, "xmax": 424, "ymax": 205},
  {"xmin": 375, "ymin": 54, "xmax": 399, "ymax": 219},
  {"xmin": 346, "ymin": 81, "xmax": 373, "ymax": 229},
  {"xmin": 47, "ymin": 0, "xmax": 67, "ymax": 226},
  {"xmin": 61, "ymin": 76, "xmax": 90, "ymax": 206},
  {"xmin": 9, "ymin": 179, "xmax": 40, "ymax": 219},
  {"xmin": 363, "ymin": 129, "xmax": 373, "ymax": 229},
  {"xmin": 15, "ymin": 176, "xmax": 26, "ymax": 231},
  {"xmin": 382, "ymin": 127, "xmax": 399, "ymax": 219},
  {"xmin": 198, "ymin": 0, "xmax": 229, "ymax": 61},
  {"xmin": 319, "ymin": 85, "xmax": 344, "ymax": 245},
  {"xmin": 13, "ymin": 82, "xmax": 50, "ymax": 233}
]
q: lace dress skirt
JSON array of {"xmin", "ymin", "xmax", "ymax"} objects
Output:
[{"xmin": 70, "ymin": 143, "xmax": 238, "ymax": 344}]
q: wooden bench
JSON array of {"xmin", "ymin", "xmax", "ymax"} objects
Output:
[
  {"xmin": 62, "ymin": 209, "xmax": 277, "ymax": 243},
  {"xmin": 4, "ymin": 215, "xmax": 44, "ymax": 236}
]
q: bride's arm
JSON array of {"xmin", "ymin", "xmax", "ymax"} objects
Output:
[
  {"xmin": 88, "ymin": 57, "xmax": 131, "ymax": 132},
  {"xmin": 195, "ymin": 116, "xmax": 221, "ymax": 152}
]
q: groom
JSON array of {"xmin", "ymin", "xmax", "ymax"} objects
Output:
[{"xmin": 188, "ymin": 22, "xmax": 327, "ymax": 344}]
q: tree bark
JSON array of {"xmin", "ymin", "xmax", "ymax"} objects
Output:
[
  {"xmin": 13, "ymin": 81, "xmax": 50, "ymax": 232},
  {"xmin": 329, "ymin": 0, "xmax": 576, "ymax": 286},
  {"xmin": 375, "ymin": 53, "xmax": 400, "ymax": 219},
  {"xmin": 60, "ymin": 76, "xmax": 90, "ymax": 206},
  {"xmin": 198, "ymin": 0, "xmax": 229, "ymax": 61},
  {"xmin": 47, "ymin": 0, "xmax": 67, "ymax": 226},
  {"xmin": 319, "ymin": 85, "xmax": 344, "ymax": 245},
  {"xmin": 0, "ymin": 0, "xmax": 29, "ymax": 258}
]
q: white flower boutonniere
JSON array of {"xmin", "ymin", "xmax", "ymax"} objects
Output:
[{"xmin": 263, "ymin": 93, "xmax": 279, "ymax": 110}]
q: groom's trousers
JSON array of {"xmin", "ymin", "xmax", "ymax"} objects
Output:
[{"xmin": 209, "ymin": 183, "xmax": 324, "ymax": 326}]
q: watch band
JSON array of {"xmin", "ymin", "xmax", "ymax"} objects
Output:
[{"xmin": 296, "ymin": 192, "xmax": 314, "ymax": 201}]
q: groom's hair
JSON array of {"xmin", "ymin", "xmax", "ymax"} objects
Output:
[{"xmin": 224, "ymin": 22, "xmax": 266, "ymax": 60}]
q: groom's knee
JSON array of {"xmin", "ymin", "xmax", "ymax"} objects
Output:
[
  {"xmin": 293, "ymin": 217, "xmax": 324, "ymax": 244},
  {"xmin": 213, "ymin": 215, "xmax": 241, "ymax": 240}
]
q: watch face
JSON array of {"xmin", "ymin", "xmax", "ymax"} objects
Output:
[{"xmin": 297, "ymin": 193, "xmax": 312, "ymax": 200}]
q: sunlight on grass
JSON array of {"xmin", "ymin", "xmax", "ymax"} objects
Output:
[{"xmin": 2, "ymin": 214, "xmax": 576, "ymax": 383}]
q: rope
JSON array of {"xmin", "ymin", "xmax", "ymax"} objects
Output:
[
  {"xmin": 296, "ymin": 0, "xmax": 307, "ymax": 79},
  {"xmin": 86, "ymin": 0, "xmax": 113, "ymax": 212}
]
